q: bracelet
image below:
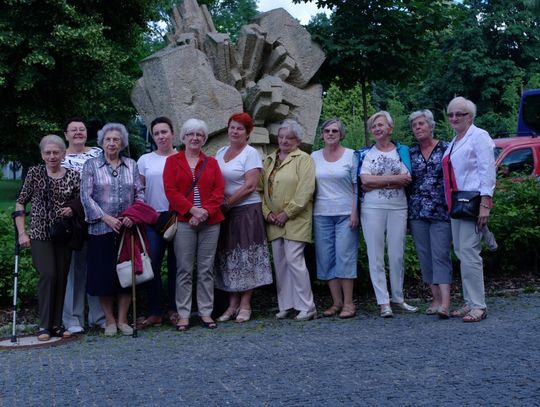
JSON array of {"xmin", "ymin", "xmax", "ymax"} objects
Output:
[{"xmin": 480, "ymin": 203, "xmax": 490, "ymax": 209}]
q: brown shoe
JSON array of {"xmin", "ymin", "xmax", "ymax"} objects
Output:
[
  {"xmin": 322, "ymin": 304, "xmax": 343, "ymax": 317},
  {"xmin": 339, "ymin": 304, "xmax": 356, "ymax": 319}
]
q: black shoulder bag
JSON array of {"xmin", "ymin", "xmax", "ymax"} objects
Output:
[{"xmin": 446, "ymin": 142, "xmax": 480, "ymax": 220}]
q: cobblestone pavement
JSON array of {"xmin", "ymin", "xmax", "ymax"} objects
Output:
[{"xmin": 1, "ymin": 293, "xmax": 539, "ymax": 406}]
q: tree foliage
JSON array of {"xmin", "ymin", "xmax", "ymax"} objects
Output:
[{"xmin": 0, "ymin": 0, "xmax": 162, "ymax": 165}]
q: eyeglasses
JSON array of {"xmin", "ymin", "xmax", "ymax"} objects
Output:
[
  {"xmin": 185, "ymin": 132, "xmax": 205, "ymax": 138},
  {"xmin": 447, "ymin": 112, "xmax": 469, "ymax": 119}
]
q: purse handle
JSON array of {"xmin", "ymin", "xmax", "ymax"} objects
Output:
[
  {"xmin": 117, "ymin": 225, "xmax": 149, "ymax": 262},
  {"xmin": 184, "ymin": 156, "xmax": 208, "ymax": 196}
]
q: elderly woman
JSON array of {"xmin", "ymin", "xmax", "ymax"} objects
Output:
[
  {"xmin": 163, "ymin": 119, "xmax": 224, "ymax": 331},
  {"xmin": 81, "ymin": 123, "xmax": 144, "ymax": 336},
  {"xmin": 15, "ymin": 135, "xmax": 80, "ymax": 341},
  {"xmin": 408, "ymin": 110, "xmax": 453, "ymax": 318},
  {"xmin": 442, "ymin": 96, "xmax": 496, "ymax": 322},
  {"xmin": 215, "ymin": 113, "xmax": 272, "ymax": 323},
  {"xmin": 357, "ymin": 111, "xmax": 417, "ymax": 318},
  {"xmin": 261, "ymin": 119, "xmax": 316, "ymax": 321},
  {"xmin": 61, "ymin": 117, "xmax": 105, "ymax": 334},
  {"xmin": 136, "ymin": 116, "xmax": 178, "ymax": 328},
  {"xmin": 311, "ymin": 118, "xmax": 359, "ymax": 319}
]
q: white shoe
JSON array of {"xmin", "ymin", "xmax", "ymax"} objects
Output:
[
  {"xmin": 393, "ymin": 302, "xmax": 419, "ymax": 313},
  {"xmin": 380, "ymin": 305, "xmax": 393, "ymax": 318},
  {"xmin": 67, "ymin": 325, "xmax": 84, "ymax": 334},
  {"xmin": 275, "ymin": 310, "xmax": 290, "ymax": 319},
  {"xmin": 118, "ymin": 323, "xmax": 133, "ymax": 336},
  {"xmin": 294, "ymin": 309, "xmax": 317, "ymax": 321},
  {"xmin": 104, "ymin": 323, "xmax": 117, "ymax": 336}
]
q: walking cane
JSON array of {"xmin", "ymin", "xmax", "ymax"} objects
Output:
[
  {"xmin": 131, "ymin": 227, "xmax": 138, "ymax": 338},
  {"xmin": 10, "ymin": 211, "xmax": 23, "ymax": 343}
]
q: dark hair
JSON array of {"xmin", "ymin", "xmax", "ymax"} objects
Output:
[
  {"xmin": 228, "ymin": 112, "xmax": 254, "ymax": 134},
  {"xmin": 150, "ymin": 116, "xmax": 174, "ymax": 134},
  {"xmin": 63, "ymin": 117, "xmax": 86, "ymax": 132}
]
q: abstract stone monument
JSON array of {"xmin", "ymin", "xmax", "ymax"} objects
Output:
[{"xmin": 131, "ymin": 0, "xmax": 325, "ymax": 155}]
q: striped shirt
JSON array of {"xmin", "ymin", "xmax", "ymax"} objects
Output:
[{"xmin": 81, "ymin": 155, "xmax": 144, "ymax": 235}]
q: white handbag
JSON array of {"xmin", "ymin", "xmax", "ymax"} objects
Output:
[{"xmin": 116, "ymin": 226, "xmax": 154, "ymax": 288}]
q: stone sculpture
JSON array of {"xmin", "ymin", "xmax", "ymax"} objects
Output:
[{"xmin": 131, "ymin": 0, "xmax": 325, "ymax": 155}]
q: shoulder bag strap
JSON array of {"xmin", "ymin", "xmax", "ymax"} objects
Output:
[{"xmin": 184, "ymin": 156, "xmax": 208, "ymax": 197}]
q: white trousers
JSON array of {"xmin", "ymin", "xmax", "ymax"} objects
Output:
[
  {"xmin": 271, "ymin": 238, "xmax": 315, "ymax": 312},
  {"xmin": 62, "ymin": 243, "xmax": 105, "ymax": 328},
  {"xmin": 451, "ymin": 219, "xmax": 486, "ymax": 309},
  {"xmin": 361, "ymin": 207, "xmax": 407, "ymax": 305}
]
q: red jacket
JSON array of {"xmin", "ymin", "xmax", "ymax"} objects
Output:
[{"xmin": 163, "ymin": 150, "xmax": 225, "ymax": 224}]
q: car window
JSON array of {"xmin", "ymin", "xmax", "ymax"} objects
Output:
[{"xmin": 500, "ymin": 148, "xmax": 534, "ymax": 175}]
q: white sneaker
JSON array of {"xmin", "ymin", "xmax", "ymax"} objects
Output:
[
  {"xmin": 294, "ymin": 309, "xmax": 317, "ymax": 321},
  {"xmin": 67, "ymin": 325, "xmax": 84, "ymax": 334},
  {"xmin": 394, "ymin": 302, "xmax": 418, "ymax": 313},
  {"xmin": 380, "ymin": 305, "xmax": 394, "ymax": 318},
  {"xmin": 275, "ymin": 310, "xmax": 290, "ymax": 319}
]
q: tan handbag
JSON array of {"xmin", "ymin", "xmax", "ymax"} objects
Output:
[{"xmin": 116, "ymin": 226, "xmax": 154, "ymax": 288}]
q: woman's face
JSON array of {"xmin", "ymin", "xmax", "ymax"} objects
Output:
[
  {"xmin": 183, "ymin": 129, "xmax": 206, "ymax": 151},
  {"xmin": 447, "ymin": 104, "xmax": 473, "ymax": 135},
  {"xmin": 370, "ymin": 116, "xmax": 393, "ymax": 142},
  {"xmin": 41, "ymin": 143, "xmax": 65, "ymax": 169},
  {"xmin": 228, "ymin": 120, "xmax": 249, "ymax": 146},
  {"xmin": 152, "ymin": 123, "xmax": 174, "ymax": 152},
  {"xmin": 322, "ymin": 123, "xmax": 342, "ymax": 146},
  {"xmin": 103, "ymin": 130, "xmax": 123, "ymax": 157},
  {"xmin": 411, "ymin": 116, "xmax": 433, "ymax": 143},
  {"xmin": 64, "ymin": 121, "xmax": 87, "ymax": 147},
  {"xmin": 278, "ymin": 128, "xmax": 300, "ymax": 154}
]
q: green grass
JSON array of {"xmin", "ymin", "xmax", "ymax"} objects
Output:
[{"xmin": 0, "ymin": 179, "xmax": 21, "ymax": 212}]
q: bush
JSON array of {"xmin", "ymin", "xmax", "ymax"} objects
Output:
[
  {"xmin": 484, "ymin": 177, "xmax": 540, "ymax": 274},
  {"xmin": 0, "ymin": 211, "xmax": 37, "ymax": 305}
]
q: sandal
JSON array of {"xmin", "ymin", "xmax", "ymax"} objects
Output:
[
  {"xmin": 175, "ymin": 319, "xmax": 190, "ymax": 332},
  {"xmin": 137, "ymin": 315, "xmax": 162, "ymax": 329},
  {"xmin": 322, "ymin": 304, "xmax": 343, "ymax": 317},
  {"xmin": 339, "ymin": 304, "xmax": 356, "ymax": 319},
  {"xmin": 425, "ymin": 306, "xmax": 440, "ymax": 315},
  {"xmin": 37, "ymin": 329, "xmax": 50, "ymax": 342},
  {"xmin": 201, "ymin": 318, "xmax": 217, "ymax": 329},
  {"xmin": 437, "ymin": 308, "xmax": 450, "ymax": 319},
  {"xmin": 51, "ymin": 326, "xmax": 72, "ymax": 339},
  {"xmin": 463, "ymin": 308, "xmax": 487, "ymax": 323},
  {"xmin": 217, "ymin": 307, "xmax": 239, "ymax": 322},
  {"xmin": 168, "ymin": 311, "xmax": 180, "ymax": 326},
  {"xmin": 451, "ymin": 305, "xmax": 471, "ymax": 318}
]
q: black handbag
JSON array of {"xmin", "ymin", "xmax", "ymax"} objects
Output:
[
  {"xmin": 49, "ymin": 218, "xmax": 73, "ymax": 241},
  {"xmin": 446, "ymin": 142, "xmax": 480, "ymax": 220},
  {"xmin": 450, "ymin": 190, "xmax": 480, "ymax": 220}
]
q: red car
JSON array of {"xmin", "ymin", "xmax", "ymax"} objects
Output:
[{"xmin": 494, "ymin": 136, "xmax": 540, "ymax": 177}]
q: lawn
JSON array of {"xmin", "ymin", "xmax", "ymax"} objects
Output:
[{"xmin": 0, "ymin": 179, "xmax": 21, "ymax": 212}]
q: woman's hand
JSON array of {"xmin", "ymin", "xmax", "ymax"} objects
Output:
[
  {"xmin": 120, "ymin": 217, "xmax": 133, "ymax": 229},
  {"xmin": 477, "ymin": 206, "xmax": 490, "ymax": 228},
  {"xmin": 274, "ymin": 211, "xmax": 289, "ymax": 227},
  {"xmin": 59, "ymin": 207, "xmax": 73, "ymax": 218},
  {"xmin": 349, "ymin": 212, "xmax": 359, "ymax": 229},
  {"xmin": 189, "ymin": 216, "xmax": 201, "ymax": 228},
  {"xmin": 266, "ymin": 212, "xmax": 277, "ymax": 225},
  {"xmin": 189, "ymin": 206, "xmax": 208, "ymax": 223},
  {"xmin": 18, "ymin": 232, "xmax": 30, "ymax": 248},
  {"xmin": 394, "ymin": 174, "xmax": 412, "ymax": 187},
  {"xmin": 102, "ymin": 214, "xmax": 123, "ymax": 233}
]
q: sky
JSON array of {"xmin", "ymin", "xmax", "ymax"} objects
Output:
[{"xmin": 257, "ymin": 0, "xmax": 330, "ymax": 24}]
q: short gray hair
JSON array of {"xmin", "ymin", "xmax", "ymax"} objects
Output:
[
  {"xmin": 447, "ymin": 96, "xmax": 477, "ymax": 119},
  {"xmin": 277, "ymin": 119, "xmax": 304, "ymax": 142},
  {"xmin": 97, "ymin": 123, "xmax": 129, "ymax": 150},
  {"xmin": 179, "ymin": 118, "xmax": 209, "ymax": 145},
  {"xmin": 40, "ymin": 134, "xmax": 66, "ymax": 152},
  {"xmin": 367, "ymin": 111, "xmax": 394, "ymax": 130},
  {"xmin": 320, "ymin": 118, "xmax": 346, "ymax": 140},
  {"xmin": 409, "ymin": 109, "xmax": 436, "ymax": 129}
]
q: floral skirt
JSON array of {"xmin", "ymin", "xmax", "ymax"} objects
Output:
[{"xmin": 215, "ymin": 202, "xmax": 273, "ymax": 292}]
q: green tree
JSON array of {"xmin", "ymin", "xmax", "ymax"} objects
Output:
[
  {"xmin": 0, "ymin": 0, "xmax": 162, "ymax": 166},
  {"xmin": 301, "ymin": 0, "xmax": 453, "ymax": 144}
]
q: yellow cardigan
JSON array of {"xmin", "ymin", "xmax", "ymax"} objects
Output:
[{"xmin": 260, "ymin": 148, "xmax": 315, "ymax": 243}]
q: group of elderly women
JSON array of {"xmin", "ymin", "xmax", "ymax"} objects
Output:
[{"xmin": 14, "ymin": 95, "xmax": 495, "ymax": 341}]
